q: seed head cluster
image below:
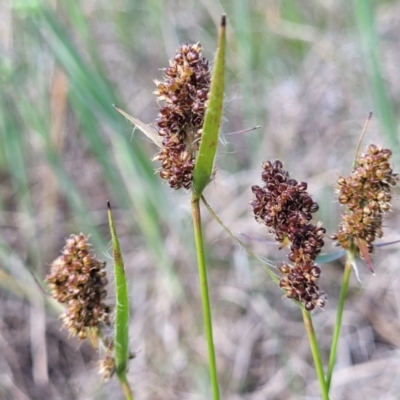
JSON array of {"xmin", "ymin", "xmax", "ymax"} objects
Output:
[
  {"xmin": 153, "ymin": 43, "xmax": 211, "ymax": 190},
  {"xmin": 278, "ymin": 262, "xmax": 325, "ymax": 310},
  {"xmin": 332, "ymin": 144, "xmax": 398, "ymax": 253},
  {"xmin": 251, "ymin": 160, "xmax": 326, "ymax": 310},
  {"xmin": 46, "ymin": 233, "xmax": 111, "ymax": 339}
]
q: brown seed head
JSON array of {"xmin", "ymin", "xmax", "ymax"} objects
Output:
[
  {"xmin": 278, "ymin": 262, "xmax": 324, "ymax": 310},
  {"xmin": 333, "ymin": 144, "xmax": 398, "ymax": 254},
  {"xmin": 251, "ymin": 160, "xmax": 325, "ymax": 263},
  {"xmin": 251, "ymin": 160, "xmax": 325, "ymax": 309},
  {"xmin": 46, "ymin": 234, "xmax": 111, "ymax": 340},
  {"xmin": 154, "ymin": 43, "xmax": 211, "ymax": 190}
]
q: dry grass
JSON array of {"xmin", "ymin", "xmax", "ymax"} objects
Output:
[{"xmin": 1, "ymin": 1, "xmax": 400, "ymax": 399}]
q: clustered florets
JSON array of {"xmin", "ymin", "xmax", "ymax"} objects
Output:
[
  {"xmin": 251, "ymin": 160, "xmax": 326, "ymax": 310},
  {"xmin": 153, "ymin": 43, "xmax": 211, "ymax": 190},
  {"xmin": 278, "ymin": 262, "xmax": 325, "ymax": 310},
  {"xmin": 98, "ymin": 351, "xmax": 116, "ymax": 381},
  {"xmin": 46, "ymin": 234, "xmax": 111, "ymax": 339},
  {"xmin": 332, "ymin": 144, "xmax": 398, "ymax": 253}
]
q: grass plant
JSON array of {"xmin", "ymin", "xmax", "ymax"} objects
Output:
[{"xmin": 1, "ymin": 2, "xmax": 400, "ymax": 399}]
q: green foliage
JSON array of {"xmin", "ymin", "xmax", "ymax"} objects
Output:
[
  {"xmin": 352, "ymin": 0, "xmax": 399, "ymax": 151},
  {"xmin": 193, "ymin": 17, "xmax": 226, "ymax": 197},
  {"xmin": 107, "ymin": 203, "xmax": 130, "ymax": 377},
  {"xmin": 1, "ymin": 1, "xmax": 399, "ymax": 399}
]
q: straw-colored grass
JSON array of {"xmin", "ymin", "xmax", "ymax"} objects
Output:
[{"xmin": 1, "ymin": 1, "xmax": 400, "ymax": 399}]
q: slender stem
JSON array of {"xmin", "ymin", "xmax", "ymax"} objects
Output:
[
  {"xmin": 326, "ymin": 253, "xmax": 353, "ymax": 390},
  {"xmin": 191, "ymin": 195, "xmax": 220, "ymax": 400},
  {"xmin": 302, "ymin": 308, "xmax": 330, "ymax": 400},
  {"xmin": 201, "ymin": 195, "xmax": 279, "ymax": 284},
  {"xmin": 118, "ymin": 373, "xmax": 134, "ymax": 400},
  {"xmin": 327, "ymin": 113, "xmax": 369, "ymax": 388}
]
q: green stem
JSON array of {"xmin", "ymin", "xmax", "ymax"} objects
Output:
[
  {"xmin": 326, "ymin": 253, "xmax": 353, "ymax": 390},
  {"xmin": 191, "ymin": 195, "xmax": 220, "ymax": 400},
  {"xmin": 118, "ymin": 373, "xmax": 134, "ymax": 400},
  {"xmin": 302, "ymin": 308, "xmax": 329, "ymax": 400}
]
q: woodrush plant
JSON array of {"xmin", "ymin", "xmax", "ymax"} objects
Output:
[
  {"xmin": 47, "ymin": 15, "xmax": 226, "ymax": 400},
  {"xmin": 46, "ymin": 209, "xmax": 134, "ymax": 399},
  {"xmin": 45, "ymin": 15, "xmax": 399, "ymax": 400},
  {"xmin": 249, "ymin": 134, "xmax": 397, "ymax": 399}
]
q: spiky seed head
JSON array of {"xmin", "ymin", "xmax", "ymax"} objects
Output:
[
  {"xmin": 46, "ymin": 233, "xmax": 111, "ymax": 340},
  {"xmin": 251, "ymin": 160, "xmax": 326, "ymax": 309},
  {"xmin": 153, "ymin": 43, "xmax": 211, "ymax": 190},
  {"xmin": 332, "ymin": 144, "xmax": 398, "ymax": 255}
]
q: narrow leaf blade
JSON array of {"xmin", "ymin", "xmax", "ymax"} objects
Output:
[
  {"xmin": 316, "ymin": 250, "xmax": 346, "ymax": 264},
  {"xmin": 107, "ymin": 201, "xmax": 130, "ymax": 376},
  {"xmin": 193, "ymin": 15, "xmax": 226, "ymax": 196},
  {"xmin": 113, "ymin": 105, "xmax": 162, "ymax": 147}
]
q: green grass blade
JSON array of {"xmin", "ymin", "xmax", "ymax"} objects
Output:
[
  {"xmin": 108, "ymin": 202, "xmax": 134, "ymax": 400},
  {"xmin": 107, "ymin": 201, "xmax": 130, "ymax": 377},
  {"xmin": 193, "ymin": 16, "xmax": 226, "ymax": 197},
  {"xmin": 0, "ymin": 97, "xmax": 45, "ymax": 273},
  {"xmin": 232, "ymin": 0, "xmax": 257, "ymax": 126},
  {"xmin": 34, "ymin": 10, "xmax": 180, "ymax": 293},
  {"xmin": 352, "ymin": 0, "xmax": 399, "ymax": 151},
  {"xmin": 14, "ymin": 94, "xmax": 106, "ymax": 249}
]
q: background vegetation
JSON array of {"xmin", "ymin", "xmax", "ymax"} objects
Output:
[{"xmin": 1, "ymin": 0, "xmax": 400, "ymax": 399}]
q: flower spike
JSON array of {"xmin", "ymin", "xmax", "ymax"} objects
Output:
[
  {"xmin": 332, "ymin": 144, "xmax": 398, "ymax": 271},
  {"xmin": 251, "ymin": 160, "xmax": 326, "ymax": 310},
  {"xmin": 46, "ymin": 233, "xmax": 111, "ymax": 339},
  {"xmin": 153, "ymin": 43, "xmax": 211, "ymax": 190}
]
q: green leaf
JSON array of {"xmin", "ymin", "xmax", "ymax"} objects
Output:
[
  {"xmin": 107, "ymin": 202, "xmax": 130, "ymax": 377},
  {"xmin": 193, "ymin": 16, "xmax": 226, "ymax": 197},
  {"xmin": 352, "ymin": 0, "xmax": 399, "ymax": 152}
]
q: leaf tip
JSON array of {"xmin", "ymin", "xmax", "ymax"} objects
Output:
[
  {"xmin": 220, "ymin": 15, "xmax": 226, "ymax": 27},
  {"xmin": 107, "ymin": 200, "xmax": 111, "ymax": 210}
]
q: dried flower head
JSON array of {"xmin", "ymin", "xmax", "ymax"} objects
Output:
[
  {"xmin": 99, "ymin": 352, "xmax": 116, "ymax": 381},
  {"xmin": 278, "ymin": 262, "xmax": 325, "ymax": 310},
  {"xmin": 251, "ymin": 160, "xmax": 326, "ymax": 310},
  {"xmin": 332, "ymin": 144, "xmax": 398, "ymax": 254},
  {"xmin": 153, "ymin": 43, "xmax": 211, "ymax": 190},
  {"xmin": 46, "ymin": 233, "xmax": 111, "ymax": 339}
]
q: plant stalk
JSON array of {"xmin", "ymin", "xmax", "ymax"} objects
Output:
[
  {"xmin": 326, "ymin": 253, "xmax": 353, "ymax": 390},
  {"xmin": 119, "ymin": 373, "xmax": 134, "ymax": 400},
  {"xmin": 191, "ymin": 195, "xmax": 220, "ymax": 400},
  {"xmin": 302, "ymin": 308, "xmax": 329, "ymax": 400}
]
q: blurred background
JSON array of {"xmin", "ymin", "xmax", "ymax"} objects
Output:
[{"xmin": 1, "ymin": 0, "xmax": 400, "ymax": 399}]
